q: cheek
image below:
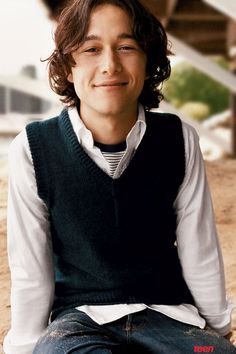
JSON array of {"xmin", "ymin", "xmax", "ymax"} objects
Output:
[
  {"xmin": 131, "ymin": 56, "xmax": 147, "ymax": 79},
  {"xmin": 134, "ymin": 60, "xmax": 147, "ymax": 86},
  {"xmin": 71, "ymin": 66, "xmax": 92, "ymax": 87},
  {"xmin": 140, "ymin": 58, "xmax": 147, "ymax": 79},
  {"xmin": 69, "ymin": 71, "xmax": 84, "ymax": 95}
]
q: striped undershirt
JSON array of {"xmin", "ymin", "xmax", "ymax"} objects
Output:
[{"xmin": 94, "ymin": 141, "xmax": 127, "ymax": 177}]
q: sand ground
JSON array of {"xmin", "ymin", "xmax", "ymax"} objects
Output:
[{"xmin": 0, "ymin": 158, "xmax": 236, "ymax": 351}]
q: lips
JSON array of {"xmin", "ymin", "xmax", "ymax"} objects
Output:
[{"xmin": 94, "ymin": 81, "xmax": 128, "ymax": 87}]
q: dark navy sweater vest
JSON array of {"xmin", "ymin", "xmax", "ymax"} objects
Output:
[{"xmin": 26, "ymin": 109, "xmax": 194, "ymax": 316}]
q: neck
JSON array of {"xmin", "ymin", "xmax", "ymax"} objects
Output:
[{"xmin": 79, "ymin": 105, "xmax": 138, "ymax": 145}]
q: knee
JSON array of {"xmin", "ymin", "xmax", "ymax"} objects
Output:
[{"xmin": 33, "ymin": 320, "xmax": 70, "ymax": 354}]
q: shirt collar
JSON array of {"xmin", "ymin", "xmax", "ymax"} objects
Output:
[{"xmin": 67, "ymin": 104, "xmax": 147, "ymax": 152}]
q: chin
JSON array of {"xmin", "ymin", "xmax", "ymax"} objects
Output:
[{"xmin": 97, "ymin": 102, "xmax": 132, "ymax": 117}]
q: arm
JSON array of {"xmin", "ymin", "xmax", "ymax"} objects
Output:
[
  {"xmin": 3, "ymin": 130, "xmax": 54, "ymax": 354},
  {"xmin": 174, "ymin": 122, "xmax": 234, "ymax": 336}
]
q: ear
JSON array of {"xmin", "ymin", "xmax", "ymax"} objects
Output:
[{"xmin": 67, "ymin": 72, "xmax": 73, "ymax": 83}]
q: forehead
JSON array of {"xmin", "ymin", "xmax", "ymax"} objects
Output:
[{"xmin": 87, "ymin": 4, "xmax": 132, "ymax": 35}]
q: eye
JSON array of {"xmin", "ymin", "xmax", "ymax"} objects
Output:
[
  {"xmin": 84, "ymin": 47, "xmax": 99, "ymax": 53},
  {"xmin": 119, "ymin": 46, "xmax": 135, "ymax": 51}
]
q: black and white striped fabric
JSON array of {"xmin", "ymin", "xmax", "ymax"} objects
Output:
[{"xmin": 94, "ymin": 141, "xmax": 127, "ymax": 177}]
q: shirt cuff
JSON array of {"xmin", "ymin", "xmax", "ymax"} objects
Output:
[
  {"xmin": 3, "ymin": 332, "xmax": 37, "ymax": 354},
  {"xmin": 202, "ymin": 299, "xmax": 235, "ymax": 336}
]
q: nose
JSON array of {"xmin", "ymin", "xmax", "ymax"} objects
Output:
[{"xmin": 100, "ymin": 49, "xmax": 122, "ymax": 75}]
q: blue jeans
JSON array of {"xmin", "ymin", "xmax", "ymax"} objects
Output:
[{"xmin": 33, "ymin": 308, "xmax": 236, "ymax": 353}]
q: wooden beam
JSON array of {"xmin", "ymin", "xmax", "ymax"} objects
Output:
[
  {"xmin": 187, "ymin": 42, "xmax": 227, "ymax": 56},
  {"xmin": 141, "ymin": 0, "xmax": 178, "ymax": 27},
  {"xmin": 202, "ymin": 0, "xmax": 236, "ymax": 22},
  {"xmin": 140, "ymin": 0, "xmax": 165, "ymax": 18},
  {"xmin": 168, "ymin": 33, "xmax": 236, "ymax": 94},
  {"xmin": 168, "ymin": 20, "xmax": 227, "ymax": 32},
  {"xmin": 174, "ymin": 0, "xmax": 222, "ymax": 15},
  {"xmin": 171, "ymin": 13, "xmax": 225, "ymax": 21},
  {"xmin": 162, "ymin": 0, "xmax": 178, "ymax": 27},
  {"xmin": 227, "ymin": 20, "xmax": 236, "ymax": 50},
  {"xmin": 168, "ymin": 31, "xmax": 226, "ymax": 44},
  {"xmin": 227, "ymin": 20, "xmax": 236, "ymax": 157}
]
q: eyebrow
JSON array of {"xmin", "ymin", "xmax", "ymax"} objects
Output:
[{"xmin": 83, "ymin": 33, "xmax": 135, "ymax": 42}]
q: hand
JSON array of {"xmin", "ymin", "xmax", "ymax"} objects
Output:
[{"xmin": 224, "ymin": 332, "xmax": 236, "ymax": 347}]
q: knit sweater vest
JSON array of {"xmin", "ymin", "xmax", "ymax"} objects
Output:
[{"xmin": 26, "ymin": 109, "xmax": 194, "ymax": 316}]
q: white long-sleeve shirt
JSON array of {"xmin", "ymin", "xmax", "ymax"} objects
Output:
[{"xmin": 3, "ymin": 105, "xmax": 234, "ymax": 354}]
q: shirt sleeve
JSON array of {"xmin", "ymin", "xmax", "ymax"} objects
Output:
[
  {"xmin": 3, "ymin": 129, "xmax": 54, "ymax": 354},
  {"xmin": 174, "ymin": 121, "xmax": 234, "ymax": 336}
]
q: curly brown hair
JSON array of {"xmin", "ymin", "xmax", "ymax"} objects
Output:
[{"xmin": 47, "ymin": 0, "xmax": 171, "ymax": 110}]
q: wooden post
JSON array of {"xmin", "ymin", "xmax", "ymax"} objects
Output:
[
  {"xmin": 227, "ymin": 19, "xmax": 236, "ymax": 157},
  {"xmin": 231, "ymin": 67, "xmax": 236, "ymax": 157}
]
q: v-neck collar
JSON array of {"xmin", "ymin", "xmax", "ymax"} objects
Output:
[{"xmin": 60, "ymin": 109, "xmax": 150, "ymax": 185}]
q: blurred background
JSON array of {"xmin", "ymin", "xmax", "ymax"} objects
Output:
[
  {"xmin": 0, "ymin": 0, "xmax": 236, "ymax": 349},
  {"xmin": 0, "ymin": 0, "xmax": 63, "ymax": 159}
]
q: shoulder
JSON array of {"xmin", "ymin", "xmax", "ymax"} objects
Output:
[
  {"xmin": 8, "ymin": 129, "xmax": 35, "ymax": 190},
  {"xmin": 145, "ymin": 110, "xmax": 182, "ymax": 123},
  {"xmin": 181, "ymin": 120, "xmax": 199, "ymax": 144},
  {"xmin": 9, "ymin": 129, "xmax": 31, "ymax": 166},
  {"xmin": 25, "ymin": 110, "xmax": 69, "ymax": 151},
  {"xmin": 181, "ymin": 121, "xmax": 200, "ymax": 159},
  {"xmin": 146, "ymin": 111, "xmax": 199, "ymax": 143},
  {"xmin": 144, "ymin": 112, "xmax": 183, "ymax": 141},
  {"xmin": 179, "ymin": 121, "xmax": 204, "ymax": 175},
  {"xmin": 26, "ymin": 112, "xmax": 62, "ymax": 132},
  {"xmin": 145, "ymin": 111, "xmax": 201, "ymax": 164},
  {"xmin": 8, "ymin": 110, "xmax": 66, "ymax": 172}
]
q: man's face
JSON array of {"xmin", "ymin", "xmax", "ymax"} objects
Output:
[{"xmin": 68, "ymin": 4, "xmax": 147, "ymax": 120}]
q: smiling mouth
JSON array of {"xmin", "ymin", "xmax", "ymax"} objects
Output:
[{"xmin": 95, "ymin": 82, "xmax": 128, "ymax": 87}]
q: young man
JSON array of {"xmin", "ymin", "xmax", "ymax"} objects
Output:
[{"xmin": 3, "ymin": 0, "xmax": 236, "ymax": 353}]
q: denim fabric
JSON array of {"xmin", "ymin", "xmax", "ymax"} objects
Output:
[{"xmin": 33, "ymin": 308, "xmax": 236, "ymax": 354}]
